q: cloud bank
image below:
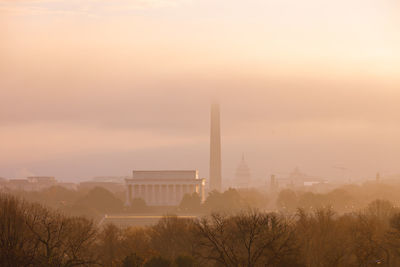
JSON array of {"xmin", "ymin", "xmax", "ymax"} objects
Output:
[{"xmin": 0, "ymin": 0, "xmax": 191, "ymax": 16}]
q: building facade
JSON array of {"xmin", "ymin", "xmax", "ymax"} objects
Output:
[{"xmin": 125, "ymin": 170, "xmax": 206, "ymax": 206}]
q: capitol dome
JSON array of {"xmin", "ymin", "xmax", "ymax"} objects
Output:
[{"xmin": 234, "ymin": 154, "xmax": 252, "ymax": 188}]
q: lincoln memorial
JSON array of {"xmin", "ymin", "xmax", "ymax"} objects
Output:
[{"xmin": 125, "ymin": 170, "xmax": 206, "ymax": 206}]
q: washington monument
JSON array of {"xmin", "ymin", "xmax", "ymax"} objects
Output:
[{"xmin": 209, "ymin": 103, "xmax": 222, "ymax": 191}]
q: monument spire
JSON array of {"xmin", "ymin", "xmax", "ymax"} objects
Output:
[{"xmin": 209, "ymin": 102, "xmax": 222, "ymax": 191}]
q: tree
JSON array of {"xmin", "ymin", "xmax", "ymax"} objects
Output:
[
  {"xmin": 128, "ymin": 198, "xmax": 148, "ymax": 213},
  {"xmin": 25, "ymin": 203, "xmax": 98, "ymax": 266},
  {"xmin": 96, "ymin": 223, "xmax": 124, "ymax": 266},
  {"xmin": 203, "ymin": 189, "xmax": 244, "ymax": 213},
  {"xmin": 122, "ymin": 253, "xmax": 144, "ymax": 267},
  {"xmin": 237, "ymin": 189, "xmax": 268, "ymax": 210},
  {"xmin": 349, "ymin": 214, "xmax": 388, "ymax": 267},
  {"xmin": 0, "ymin": 194, "xmax": 98, "ymax": 267},
  {"xmin": 121, "ymin": 227, "xmax": 152, "ymax": 262},
  {"xmin": 0, "ymin": 194, "xmax": 38, "ymax": 267},
  {"xmin": 296, "ymin": 208, "xmax": 351, "ymax": 267},
  {"xmin": 74, "ymin": 187, "xmax": 123, "ymax": 214},
  {"xmin": 174, "ymin": 255, "xmax": 197, "ymax": 267},
  {"xmin": 179, "ymin": 193, "xmax": 201, "ymax": 213},
  {"xmin": 366, "ymin": 199, "xmax": 396, "ymax": 221},
  {"xmin": 386, "ymin": 213, "xmax": 400, "ymax": 266},
  {"xmin": 144, "ymin": 256, "xmax": 171, "ymax": 267},
  {"xmin": 194, "ymin": 211, "xmax": 299, "ymax": 267},
  {"xmin": 276, "ymin": 189, "xmax": 298, "ymax": 212},
  {"xmin": 150, "ymin": 216, "xmax": 198, "ymax": 260}
]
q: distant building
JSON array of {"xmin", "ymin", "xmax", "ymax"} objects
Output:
[
  {"xmin": 6, "ymin": 176, "xmax": 57, "ymax": 191},
  {"xmin": 27, "ymin": 176, "xmax": 56, "ymax": 183},
  {"xmin": 125, "ymin": 170, "xmax": 206, "ymax": 207},
  {"xmin": 27, "ymin": 176, "xmax": 57, "ymax": 190},
  {"xmin": 272, "ymin": 168, "xmax": 327, "ymax": 192},
  {"xmin": 7, "ymin": 179, "xmax": 32, "ymax": 191},
  {"xmin": 286, "ymin": 167, "xmax": 323, "ymax": 187},
  {"xmin": 92, "ymin": 176, "xmax": 128, "ymax": 183},
  {"xmin": 78, "ymin": 181, "xmax": 125, "ymax": 193},
  {"xmin": 234, "ymin": 154, "xmax": 252, "ymax": 188}
]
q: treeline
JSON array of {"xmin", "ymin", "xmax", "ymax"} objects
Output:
[
  {"xmin": 3, "ymin": 193, "xmax": 400, "ymax": 266},
  {"xmin": 9, "ymin": 186, "xmax": 127, "ymax": 220},
  {"xmin": 7, "ymin": 186, "xmax": 268, "ymax": 219},
  {"xmin": 7, "ymin": 181, "xmax": 400, "ymax": 220},
  {"xmin": 277, "ymin": 182, "xmax": 400, "ymax": 213}
]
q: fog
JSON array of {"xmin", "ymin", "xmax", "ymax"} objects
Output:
[
  {"xmin": 3, "ymin": 2, "xmax": 400, "ymax": 266},
  {"xmin": 1, "ymin": 0, "xmax": 400, "ymax": 182}
]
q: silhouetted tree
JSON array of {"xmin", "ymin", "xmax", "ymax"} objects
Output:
[
  {"xmin": 96, "ymin": 223, "xmax": 124, "ymax": 266},
  {"xmin": 203, "ymin": 189, "xmax": 244, "ymax": 212},
  {"xmin": 75, "ymin": 187, "xmax": 123, "ymax": 214},
  {"xmin": 0, "ymin": 194, "xmax": 98, "ymax": 267},
  {"xmin": 121, "ymin": 253, "xmax": 144, "ymax": 267},
  {"xmin": 0, "ymin": 195, "xmax": 38, "ymax": 267},
  {"xmin": 174, "ymin": 255, "xmax": 197, "ymax": 267},
  {"xmin": 194, "ymin": 210, "xmax": 299, "ymax": 266},
  {"xmin": 144, "ymin": 256, "xmax": 171, "ymax": 267},
  {"xmin": 128, "ymin": 198, "xmax": 149, "ymax": 213},
  {"xmin": 179, "ymin": 193, "xmax": 201, "ymax": 213},
  {"xmin": 150, "ymin": 216, "xmax": 198, "ymax": 260},
  {"xmin": 277, "ymin": 189, "xmax": 298, "ymax": 212},
  {"xmin": 296, "ymin": 208, "xmax": 351, "ymax": 267}
]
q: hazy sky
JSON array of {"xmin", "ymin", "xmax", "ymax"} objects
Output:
[{"xmin": 1, "ymin": 0, "xmax": 400, "ymax": 183}]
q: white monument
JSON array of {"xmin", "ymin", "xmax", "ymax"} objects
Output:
[{"xmin": 125, "ymin": 170, "xmax": 206, "ymax": 206}]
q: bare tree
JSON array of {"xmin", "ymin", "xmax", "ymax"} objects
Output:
[
  {"xmin": 4, "ymin": 196, "xmax": 99, "ymax": 267},
  {"xmin": 0, "ymin": 194, "xmax": 39, "ymax": 266},
  {"xmin": 194, "ymin": 210, "xmax": 298, "ymax": 267},
  {"xmin": 95, "ymin": 223, "xmax": 124, "ymax": 267},
  {"xmin": 296, "ymin": 208, "xmax": 353, "ymax": 267},
  {"xmin": 149, "ymin": 216, "xmax": 199, "ymax": 260}
]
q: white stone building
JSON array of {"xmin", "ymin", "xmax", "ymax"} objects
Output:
[
  {"xmin": 234, "ymin": 154, "xmax": 252, "ymax": 188},
  {"xmin": 125, "ymin": 170, "xmax": 206, "ymax": 206}
]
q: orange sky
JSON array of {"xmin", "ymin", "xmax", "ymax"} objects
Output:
[{"xmin": 1, "ymin": 0, "xmax": 400, "ymax": 182}]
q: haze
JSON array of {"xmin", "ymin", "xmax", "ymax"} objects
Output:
[{"xmin": 1, "ymin": 0, "xmax": 400, "ymax": 182}]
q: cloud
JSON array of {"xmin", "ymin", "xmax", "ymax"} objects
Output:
[
  {"xmin": 0, "ymin": 121, "xmax": 205, "ymax": 164},
  {"xmin": 0, "ymin": 0, "xmax": 191, "ymax": 16}
]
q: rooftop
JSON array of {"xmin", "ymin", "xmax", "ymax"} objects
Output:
[{"xmin": 131, "ymin": 170, "xmax": 199, "ymax": 180}]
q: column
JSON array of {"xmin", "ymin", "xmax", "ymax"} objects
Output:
[
  {"xmin": 146, "ymin": 184, "xmax": 152, "ymax": 206},
  {"xmin": 183, "ymin": 184, "xmax": 188, "ymax": 197},
  {"xmin": 168, "ymin": 185, "xmax": 173, "ymax": 205},
  {"xmin": 173, "ymin": 184, "xmax": 177, "ymax": 205},
  {"xmin": 125, "ymin": 184, "xmax": 131, "ymax": 206},
  {"xmin": 130, "ymin": 184, "xmax": 134, "ymax": 200},
  {"xmin": 159, "ymin": 184, "xmax": 163, "ymax": 205},
  {"xmin": 144, "ymin": 185, "xmax": 148, "ymax": 204},
  {"xmin": 158, "ymin": 184, "xmax": 162, "ymax": 205},
  {"xmin": 151, "ymin": 184, "xmax": 156, "ymax": 205},
  {"xmin": 180, "ymin": 184, "xmax": 184, "ymax": 202},
  {"xmin": 134, "ymin": 185, "xmax": 139, "ymax": 199},
  {"xmin": 166, "ymin": 185, "xmax": 170, "ymax": 205},
  {"xmin": 163, "ymin": 184, "xmax": 167, "ymax": 205},
  {"xmin": 176, "ymin": 184, "xmax": 180, "ymax": 204}
]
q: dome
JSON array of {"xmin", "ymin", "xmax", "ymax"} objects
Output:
[{"xmin": 234, "ymin": 154, "xmax": 252, "ymax": 188}]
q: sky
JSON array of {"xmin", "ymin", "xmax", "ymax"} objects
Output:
[{"xmin": 1, "ymin": 0, "xmax": 400, "ymax": 183}]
